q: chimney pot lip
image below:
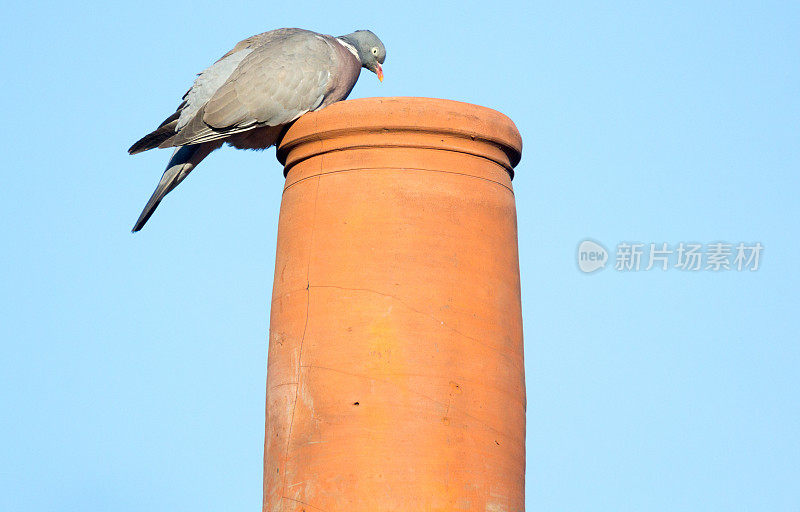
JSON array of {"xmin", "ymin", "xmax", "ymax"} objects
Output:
[{"xmin": 277, "ymin": 97, "xmax": 523, "ymax": 170}]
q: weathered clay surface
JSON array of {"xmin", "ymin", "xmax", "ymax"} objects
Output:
[{"xmin": 265, "ymin": 97, "xmax": 524, "ymax": 512}]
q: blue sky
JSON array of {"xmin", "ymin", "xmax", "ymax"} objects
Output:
[{"xmin": 1, "ymin": 1, "xmax": 798, "ymax": 510}]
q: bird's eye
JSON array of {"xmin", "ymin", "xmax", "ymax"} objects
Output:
[{"xmin": 372, "ymin": 47, "xmax": 379, "ymax": 56}]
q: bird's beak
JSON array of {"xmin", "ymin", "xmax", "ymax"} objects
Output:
[{"xmin": 376, "ymin": 63, "xmax": 384, "ymax": 82}]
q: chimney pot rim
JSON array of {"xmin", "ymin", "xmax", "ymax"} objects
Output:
[{"xmin": 276, "ymin": 97, "xmax": 523, "ymax": 170}]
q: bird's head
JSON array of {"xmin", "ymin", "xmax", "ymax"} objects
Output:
[{"xmin": 339, "ymin": 30, "xmax": 386, "ymax": 81}]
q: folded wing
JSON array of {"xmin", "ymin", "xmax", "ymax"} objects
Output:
[{"xmin": 160, "ymin": 31, "xmax": 335, "ymax": 148}]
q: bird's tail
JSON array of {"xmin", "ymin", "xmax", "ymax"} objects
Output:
[{"xmin": 132, "ymin": 142, "xmax": 219, "ymax": 232}]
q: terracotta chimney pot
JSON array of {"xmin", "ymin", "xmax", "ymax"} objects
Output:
[{"xmin": 265, "ymin": 97, "xmax": 524, "ymax": 512}]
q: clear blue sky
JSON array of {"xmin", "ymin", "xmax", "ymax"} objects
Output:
[{"xmin": 1, "ymin": 1, "xmax": 798, "ymax": 510}]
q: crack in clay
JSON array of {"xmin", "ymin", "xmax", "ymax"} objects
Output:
[
  {"xmin": 269, "ymin": 382, "xmax": 298, "ymax": 390},
  {"xmin": 280, "ymin": 176, "xmax": 321, "ymax": 500},
  {"xmin": 281, "ymin": 495, "xmax": 328, "ymax": 512},
  {"xmin": 271, "ymin": 289, "xmax": 306, "ymax": 304}
]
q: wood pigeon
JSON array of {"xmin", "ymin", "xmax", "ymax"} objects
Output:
[{"xmin": 128, "ymin": 28, "xmax": 386, "ymax": 232}]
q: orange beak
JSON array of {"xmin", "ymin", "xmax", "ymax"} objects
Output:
[{"xmin": 376, "ymin": 63, "xmax": 384, "ymax": 82}]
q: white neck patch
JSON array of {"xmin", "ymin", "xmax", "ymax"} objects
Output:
[{"xmin": 336, "ymin": 38, "xmax": 360, "ymax": 60}]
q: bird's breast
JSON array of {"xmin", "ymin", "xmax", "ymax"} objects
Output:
[{"xmin": 226, "ymin": 125, "xmax": 284, "ymax": 150}]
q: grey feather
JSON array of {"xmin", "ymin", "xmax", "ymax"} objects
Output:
[
  {"xmin": 129, "ymin": 27, "xmax": 385, "ymax": 231},
  {"xmin": 177, "ymin": 48, "xmax": 254, "ymax": 131},
  {"xmin": 131, "ymin": 142, "xmax": 220, "ymax": 232},
  {"xmin": 166, "ymin": 30, "xmax": 356, "ymax": 147}
]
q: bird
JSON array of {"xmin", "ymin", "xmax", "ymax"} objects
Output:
[{"xmin": 128, "ymin": 28, "xmax": 386, "ymax": 232}]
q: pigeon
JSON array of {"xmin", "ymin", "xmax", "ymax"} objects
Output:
[{"xmin": 128, "ymin": 28, "xmax": 386, "ymax": 232}]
